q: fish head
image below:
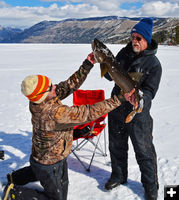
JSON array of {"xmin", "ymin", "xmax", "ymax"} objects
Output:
[
  {"xmin": 92, "ymin": 38, "xmax": 106, "ymax": 51},
  {"xmin": 92, "ymin": 38, "xmax": 114, "ymax": 63},
  {"xmin": 92, "ymin": 38, "xmax": 106, "ymax": 63}
]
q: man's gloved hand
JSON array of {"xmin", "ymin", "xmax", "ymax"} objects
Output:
[
  {"xmin": 124, "ymin": 88, "xmax": 138, "ymax": 109},
  {"xmin": 87, "ymin": 52, "xmax": 97, "ymax": 64}
]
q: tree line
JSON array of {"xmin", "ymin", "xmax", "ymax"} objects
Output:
[
  {"xmin": 120, "ymin": 25, "xmax": 179, "ymax": 45},
  {"xmin": 153, "ymin": 25, "xmax": 179, "ymax": 45}
]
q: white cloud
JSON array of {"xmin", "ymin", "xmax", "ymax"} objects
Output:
[
  {"xmin": 0, "ymin": 0, "xmax": 178, "ymax": 28},
  {"xmin": 140, "ymin": 1, "xmax": 179, "ymax": 17},
  {"xmin": 89, "ymin": 0, "xmax": 120, "ymax": 11},
  {"xmin": 40, "ymin": 0, "xmax": 179, "ymax": 4}
]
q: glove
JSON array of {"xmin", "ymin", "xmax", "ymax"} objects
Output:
[{"xmin": 87, "ymin": 52, "xmax": 97, "ymax": 64}]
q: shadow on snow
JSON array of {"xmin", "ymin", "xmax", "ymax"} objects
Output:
[{"xmin": 0, "ymin": 130, "xmax": 144, "ymax": 199}]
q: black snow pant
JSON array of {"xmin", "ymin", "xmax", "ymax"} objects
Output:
[
  {"xmin": 10, "ymin": 156, "xmax": 68, "ymax": 200},
  {"xmin": 108, "ymin": 111, "xmax": 158, "ymax": 193}
]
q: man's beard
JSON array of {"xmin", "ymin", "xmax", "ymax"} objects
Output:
[{"xmin": 133, "ymin": 46, "xmax": 140, "ymax": 53}]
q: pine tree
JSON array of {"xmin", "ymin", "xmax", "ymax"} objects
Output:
[
  {"xmin": 153, "ymin": 31, "xmax": 168, "ymax": 44},
  {"xmin": 175, "ymin": 25, "xmax": 179, "ymax": 44}
]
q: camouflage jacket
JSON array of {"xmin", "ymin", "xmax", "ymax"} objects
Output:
[{"xmin": 30, "ymin": 59, "xmax": 121, "ymax": 165}]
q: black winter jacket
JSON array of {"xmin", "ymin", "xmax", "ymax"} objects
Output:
[{"xmin": 105, "ymin": 39, "xmax": 162, "ymax": 122}]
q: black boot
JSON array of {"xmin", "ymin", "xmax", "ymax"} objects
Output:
[
  {"xmin": 105, "ymin": 177, "xmax": 126, "ymax": 190},
  {"xmin": 145, "ymin": 188, "xmax": 158, "ymax": 200},
  {"xmin": 145, "ymin": 193, "xmax": 158, "ymax": 200},
  {"xmin": 7, "ymin": 173, "xmax": 13, "ymax": 184},
  {"xmin": 2, "ymin": 183, "xmax": 22, "ymax": 200}
]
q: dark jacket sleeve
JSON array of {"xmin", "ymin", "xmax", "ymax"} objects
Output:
[
  {"xmin": 140, "ymin": 57, "xmax": 162, "ymax": 100},
  {"xmin": 104, "ymin": 72, "xmax": 113, "ymax": 81},
  {"xmin": 140, "ymin": 57, "xmax": 162, "ymax": 111},
  {"xmin": 55, "ymin": 59, "xmax": 93, "ymax": 100}
]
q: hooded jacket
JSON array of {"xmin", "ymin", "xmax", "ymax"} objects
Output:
[
  {"xmin": 105, "ymin": 39, "xmax": 162, "ymax": 122},
  {"xmin": 30, "ymin": 59, "xmax": 121, "ymax": 165}
]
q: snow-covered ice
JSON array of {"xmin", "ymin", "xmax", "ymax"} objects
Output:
[{"xmin": 0, "ymin": 43, "xmax": 179, "ymax": 200}]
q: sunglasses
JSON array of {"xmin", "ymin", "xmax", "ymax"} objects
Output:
[
  {"xmin": 132, "ymin": 36, "xmax": 142, "ymax": 42},
  {"xmin": 36, "ymin": 84, "xmax": 53, "ymax": 96}
]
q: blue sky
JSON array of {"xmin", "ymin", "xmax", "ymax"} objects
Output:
[
  {"xmin": 3, "ymin": 0, "xmax": 66, "ymax": 7},
  {"xmin": 3, "ymin": 0, "xmax": 143, "ymax": 9},
  {"xmin": 0, "ymin": 0, "xmax": 179, "ymax": 28}
]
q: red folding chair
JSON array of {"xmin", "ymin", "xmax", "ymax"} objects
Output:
[{"xmin": 71, "ymin": 89, "xmax": 108, "ymax": 171}]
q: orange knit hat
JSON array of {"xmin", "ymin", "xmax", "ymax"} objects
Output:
[{"xmin": 21, "ymin": 75, "xmax": 52, "ymax": 104}]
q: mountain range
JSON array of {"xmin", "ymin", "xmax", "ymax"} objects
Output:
[{"xmin": 0, "ymin": 16, "xmax": 179, "ymax": 44}]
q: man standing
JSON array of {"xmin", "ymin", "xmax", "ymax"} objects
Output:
[{"xmin": 104, "ymin": 18, "xmax": 162, "ymax": 200}]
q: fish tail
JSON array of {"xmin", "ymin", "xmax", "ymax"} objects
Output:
[
  {"xmin": 125, "ymin": 98, "xmax": 144, "ymax": 123},
  {"xmin": 125, "ymin": 110, "xmax": 136, "ymax": 123}
]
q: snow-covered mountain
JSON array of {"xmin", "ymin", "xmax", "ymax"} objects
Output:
[
  {"xmin": 0, "ymin": 26, "xmax": 22, "ymax": 42},
  {"xmin": 0, "ymin": 16, "xmax": 178, "ymax": 44}
]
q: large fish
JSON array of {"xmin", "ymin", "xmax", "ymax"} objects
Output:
[{"xmin": 92, "ymin": 38, "xmax": 143, "ymax": 123}]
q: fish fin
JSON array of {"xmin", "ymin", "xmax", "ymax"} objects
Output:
[
  {"xmin": 136, "ymin": 98, "xmax": 144, "ymax": 113},
  {"xmin": 125, "ymin": 98, "xmax": 144, "ymax": 123},
  {"xmin": 128, "ymin": 72, "xmax": 143, "ymax": 82},
  {"xmin": 100, "ymin": 63, "xmax": 108, "ymax": 77},
  {"xmin": 125, "ymin": 110, "xmax": 136, "ymax": 123}
]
